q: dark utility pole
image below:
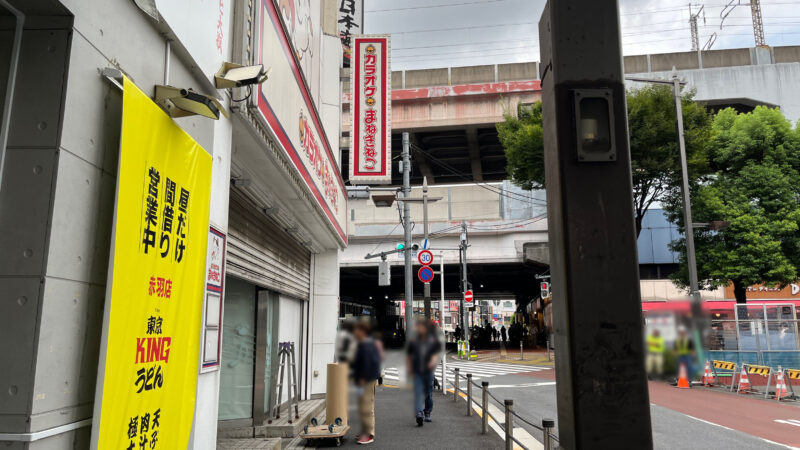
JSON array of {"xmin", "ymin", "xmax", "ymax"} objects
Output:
[
  {"xmin": 539, "ymin": 1, "xmax": 653, "ymax": 448},
  {"xmin": 459, "ymin": 221, "xmax": 468, "ymax": 335}
]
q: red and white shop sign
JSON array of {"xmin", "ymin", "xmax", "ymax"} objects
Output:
[{"xmin": 350, "ymin": 34, "xmax": 391, "ymax": 184}]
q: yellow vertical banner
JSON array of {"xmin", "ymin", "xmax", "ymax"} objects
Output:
[{"xmin": 94, "ymin": 77, "xmax": 211, "ymax": 449}]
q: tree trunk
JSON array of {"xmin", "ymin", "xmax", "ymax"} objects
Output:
[
  {"xmin": 634, "ymin": 212, "xmax": 643, "ymax": 238},
  {"xmin": 732, "ymin": 280, "xmax": 748, "ymax": 304}
]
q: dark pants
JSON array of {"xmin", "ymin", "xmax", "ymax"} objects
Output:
[{"xmin": 413, "ymin": 372, "xmax": 434, "ymax": 414}]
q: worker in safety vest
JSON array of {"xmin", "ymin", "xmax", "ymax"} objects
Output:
[
  {"xmin": 645, "ymin": 329, "xmax": 665, "ymax": 378},
  {"xmin": 675, "ymin": 326, "xmax": 695, "ymax": 381}
]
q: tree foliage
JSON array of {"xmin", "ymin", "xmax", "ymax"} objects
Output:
[
  {"xmin": 497, "ymin": 102, "xmax": 544, "ymax": 191},
  {"xmin": 664, "ymin": 106, "xmax": 800, "ymax": 302},
  {"xmin": 497, "ymin": 85, "xmax": 712, "ymax": 236}
]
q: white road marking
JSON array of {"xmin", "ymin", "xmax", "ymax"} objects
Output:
[
  {"xmin": 489, "ymin": 382, "xmax": 556, "ymax": 388},
  {"xmin": 774, "ymin": 419, "xmax": 800, "ymax": 428},
  {"xmin": 675, "ymin": 410, "xmax": 799, "ymax": 450}
]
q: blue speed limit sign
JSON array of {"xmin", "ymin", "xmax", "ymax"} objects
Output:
[{"xmin": 418, "ymin": 266, "xmax": 434, "ymax": 283}]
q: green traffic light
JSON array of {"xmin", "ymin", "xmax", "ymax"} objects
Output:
[{"xmin": 396, "ymin": 243, "xmax": 405, "ymax": 250}]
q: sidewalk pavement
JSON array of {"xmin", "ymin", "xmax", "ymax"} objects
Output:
[{"xmin": 287, "ymin": 383, "xmax": 505, "ymax": 449}]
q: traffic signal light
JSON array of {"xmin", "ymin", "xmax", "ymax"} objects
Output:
[
  {"xmin": 396, "ymin": 243, "xmax": 419, "ymax": 251},
  {"xmin": 540, "ymin": 281, "xmax": 550, "ymax": 298}
]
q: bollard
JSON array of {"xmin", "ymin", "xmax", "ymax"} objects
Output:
[
  {"xmin": 542, "ymin": 418, "xmax": 555, "ymax": 450},
  {"xmin": 481, "ymin": 382, "xmax": 489, "ymax": 434},
  {"xmin": 454, "ymin": 368, "xmax": 460, "ymax": 402},
  {"xmin": 504, "ymin": 400, "xmax": 514, "ymax": 450},
  {"xmin": 467, "ymin": 374, "xmax": 473, "ymax": 416},
  {"xmin": 520, "ymin": 341, "xmax": 524, "ymax": 360},
  {"xmin": 547, "ymin": 338, "xmax": 551, "ymax": 361}
]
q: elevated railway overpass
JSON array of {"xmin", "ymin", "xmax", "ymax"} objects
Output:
[{"xmin": 338, "ymin": 45, "xmax": 800, "ymax": 326}]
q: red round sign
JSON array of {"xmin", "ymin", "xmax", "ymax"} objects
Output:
[
  {"xmin": 464, "ymin": 290, "xmax": 474, "ymax": 303},
  {"xmin": 418, "ymin": 249, "xmax": 434, "ymax": 265},
  {"xmin": 418, "ymin": 266, "xmax": 435, "ymax": 283}
]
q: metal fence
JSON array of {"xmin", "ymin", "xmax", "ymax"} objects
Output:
[
  {"xmin": 451, "ymin": 368, "xmax": 559, "ymax": 450},
  {"xmin": 709, "ymin": 303, "xmax": 800, "ymax": 368}
]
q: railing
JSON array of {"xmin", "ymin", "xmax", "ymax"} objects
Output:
[{"xmin": 451, "ymin": 367, "xmax": 559, "ymax": 449}]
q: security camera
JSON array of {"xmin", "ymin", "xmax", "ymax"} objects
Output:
[
  {"xmin": 215, "ymin": 62, "xmax": 270, "ymax": 89},
  {"xmin": 154, "ymin": 85, "xmax": 228, "ymax": 120}
]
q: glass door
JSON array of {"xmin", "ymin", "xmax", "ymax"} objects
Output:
[{"xmin": 219, "ymin": 277, "xmax": 257, "ymax": 420}]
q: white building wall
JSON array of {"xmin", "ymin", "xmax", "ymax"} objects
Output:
[
  {"xmin": 309, "ymin": 250, "xmax": 340, "ymax": 396},
  {"xmin": 5, "ymin": 0, "xmax": 235, "ymax": 447}
]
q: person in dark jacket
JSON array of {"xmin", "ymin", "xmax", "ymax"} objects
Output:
[
  {"xmin": 407, "ymin": 320, "xmax": 442, "ymax": 426},
  {"xmin": 352, "ymin": 322, "xmax": 381, "ymax": 444},
  {"xmin": 500, "ymin": 325, "xmax": 507, "ymax": 343}
]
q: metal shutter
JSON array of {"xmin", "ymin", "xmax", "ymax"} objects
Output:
[{"xmin": 226, "ymin": 191, "xmax": 311, "ymax": 299}]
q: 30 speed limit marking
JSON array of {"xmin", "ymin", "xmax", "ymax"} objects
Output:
[{"xmin": 418, "ymin": 249, "xmax": 434, "ymax": 266}]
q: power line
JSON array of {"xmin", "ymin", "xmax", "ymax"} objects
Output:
[
  {"xmin": 366, "ymin": 0, "xmax": 511, "ymax": 13},
  {"xmin": 385, "ymin": 21, "xmax": 537, "ymax": 36},
  {"xmin": 411, "ymin": 145, "xmax": 549, "ymax": 206}
]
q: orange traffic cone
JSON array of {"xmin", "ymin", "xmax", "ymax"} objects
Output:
[
  {"xmin": 738, "ymin": 367, "xmax": 752, "ymax": 393},
  {"xmin": 775, "ymin": 367, "xmax": 790, "ymax": 401},
  {"xmin": 677, "ymin": 362, "xmax": 690, "ymax": 389},
  {"xmin": 702, "ymin": 361, "xmax": 715, "ymax": 386}
]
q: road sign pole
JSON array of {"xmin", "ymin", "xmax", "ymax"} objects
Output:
[
  {"xmin": 460, "ymin": 221, "xmax": 468, "ymax": 338},
  {"xmin": 440, "ymin": 251, "xmax": 446, "ymax": 394},
  {"xmin": 403, "ymin": 132, "xmax": 413, "ymax": 338},
  {"xmin": 423, "ymin": 176, "xmax": 431, "ymax": 321}
]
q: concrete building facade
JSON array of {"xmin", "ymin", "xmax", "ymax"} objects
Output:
[{"xmin": 0, "ymin": 0, "xmax": 345, "ymax": 448}]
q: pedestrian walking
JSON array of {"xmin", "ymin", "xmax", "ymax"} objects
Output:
[
  {"xmin": 407, "ymin": 320, "xmax": 442, "ymax": 426},
  {"xmin": 352, "ymin": 322, "xmax": 381, "ymax": 445},
  {"xmin": 500, "ymin": 324, "xmax": 507, "ymax": 344},
  {"xmin": 646, "ymin": 328, "xmax": 664, "ymax": 378}
]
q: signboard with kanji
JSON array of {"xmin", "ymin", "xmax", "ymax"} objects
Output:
[
  {"xmin": 91, "ymin": 77, "xmax": 212, "ymax": 450},
  {"xmin": 337, "ymin": 0, "xmax": 363, "ymax": 66},
  {"xmin": 350, "ymin": 34, "xmax": 391, "ymax": 184}
]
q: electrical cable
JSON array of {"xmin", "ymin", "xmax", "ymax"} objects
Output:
[
  {"xmin": 366, "ymin": 0, "xmax": 511, "ymax": 13},
  {"xmin": 411, "ymin": 145, "xmax": 549, "ymax": 205}
]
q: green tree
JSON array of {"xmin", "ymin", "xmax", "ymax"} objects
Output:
[
  {"xmin": 664, "ymin": 106, "xmax": 800, "ymax": 303},
  {"xmin": 497, "ymin": 85, "xmax": 712, "ymax": 236}
]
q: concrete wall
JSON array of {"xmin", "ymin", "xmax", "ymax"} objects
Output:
[
  {"xmin": 640, "ymin": 280, "xmax": 724, "ymax": 302},
  {"xmin": 377, "ymin": 46, "xmax": 800, "ymax": 91},
  {"xmin": 627, "ymin": 62, "xmax": 800, "ymax": 123},
  {"xmin": 0, "ymin": 0, "xmax": 234, "ymax": 447}
]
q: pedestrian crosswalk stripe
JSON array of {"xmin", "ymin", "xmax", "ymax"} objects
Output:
[{"xmin": 382, "ymin": 360, "xmax": 552, "ymax": 383}]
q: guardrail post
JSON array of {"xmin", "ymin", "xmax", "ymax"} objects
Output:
[
  {"xmin": 481, "ymin": 381, "xmax": 489, "ymax": 434},
  {"xmin": 454, "ymin": 368, "xmax": 460, "ymax": 402},
  {"xmin": 467, "ymin": 374, "xmax": 473, "ymax": 416},
  {"xmin": 520, "ymin": 341, "xmax": 524, "ymax": 360},
  {"xmin": 504, "ymin": 399, "xmax": 514, "ymax": 450},
  {"xmin": 542, "ymin": 418, "xmax": 555, "ymax": 450}
]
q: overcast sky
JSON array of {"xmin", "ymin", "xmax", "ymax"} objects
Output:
[{"xmin": 363, "ymin": 0, "xmax": 800, "ymax": 70}]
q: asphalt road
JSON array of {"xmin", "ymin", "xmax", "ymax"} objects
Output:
[
  {"xmin": 377, "ymin": 349, "xmax": 800, "ymax": 448},
  {"xmin": 477, "ymin": 370, "xmax": 799, "ymax": 449}
]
